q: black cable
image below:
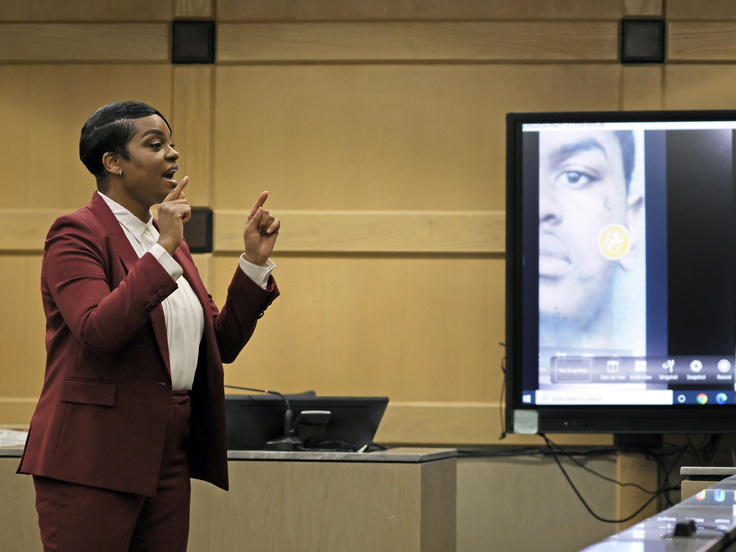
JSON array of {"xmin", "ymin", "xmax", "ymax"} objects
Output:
[
  {"xmin": 661, "ymin": 445, "xmax": 688, "ymax": 507},
  {"xmin": 685, "ymin": 434, "xmax": 704, "ymax": 466},
  {"xmin": 653, "ymin": 452, "xmax": 677, "ymax": 507},
  {"xmin": 541, "ymin": 434, "xmax": 673, "ymax": 524},
  {"xmin": 649, "ymin": 434, "xmax": 724, "ymax": 508},
  {"xmin": 647, "ymin": 443, "xmax": 690, "ymax": 459},
  {"xmin": 655, "ymin": 434, "xmax": 723, "ymax": 508},
  {"xmin": 545, "ymin": 436, "xmax": 658, "ymax": 495},
  {"xmin": 652, "ymin": 454, "xmax": 672, "ymax": 507},
  {"xmin": 699, "ymin": 434, "xmax": 721, "ymax": 463},
  {"xmin": 456, "ymin": 446, "xmax": 618, "ymax": 459}
]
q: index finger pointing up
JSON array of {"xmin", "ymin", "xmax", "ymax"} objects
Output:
[
  {"xmin": 249, "ymin": 191, "xmax": 269, "ymax": 217},
  {"xmin": 163, "ymin": 176, "xmax": 189, "ymax": 202}
]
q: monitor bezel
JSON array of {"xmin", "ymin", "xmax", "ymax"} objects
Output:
[{"xmin": 505, "ymin": 109, "xmax": 736, "ymax": 435}]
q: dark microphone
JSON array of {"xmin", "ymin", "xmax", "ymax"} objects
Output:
[{"xmin": 224, "ymin": 384, "xmax": 302, "ymax": 451}]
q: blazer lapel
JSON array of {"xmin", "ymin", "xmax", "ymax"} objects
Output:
[
  {"xmin": 87, "ymin": 193, "xmax": 139, "ymax": 271},
  {"xmin": 87, "ymin": 193, "xmax": 172, "ymax": 378}
]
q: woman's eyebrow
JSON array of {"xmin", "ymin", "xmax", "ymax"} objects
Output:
[{"xmin": 140, "ymin": 128, "xmax": 168, "ymax": 138}]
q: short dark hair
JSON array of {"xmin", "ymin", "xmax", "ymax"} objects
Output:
[
  {"xmin": 79, "ymin": 101, "xmax": 171, "ymax": 189},
  {"xmin": 614, "ymin": 130, "xmax": 635, "ymax": 191}
]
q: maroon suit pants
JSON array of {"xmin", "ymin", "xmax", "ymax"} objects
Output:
[{"xmin": 34, "ymin": 393, "xmax": 192, "ymax": 552}]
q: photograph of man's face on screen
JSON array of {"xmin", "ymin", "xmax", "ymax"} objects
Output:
[{"xmin": 538, "ymin": 128, "xmax": 645, "ymax": 357}]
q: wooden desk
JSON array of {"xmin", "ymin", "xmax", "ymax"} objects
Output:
[{"xmin": 1, "ymin": 447, "xmax": 456, "ymax": 552}]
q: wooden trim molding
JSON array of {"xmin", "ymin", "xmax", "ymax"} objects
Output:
[
  {"xmin": 216, "ymin": 1, "xmax": 627, "ymax": 22},
  {"xmin": 218, "ymin": 21, "xmax": 618, "ymax": 63},
  {"xmin": 376, "ymin": 401, "xmax": 613, "ymax": 446},
  {"xmin": 0, "ymin": 398, "xmax": 36, "ymax": 429},
  {"xmin": 175, "ymin": 0, "xmax": 213, "ymax": 18},
  {"xmin": 216, "ymin": 209, "xmax": 504, "ymax": 254},
  {"xmin": 0, "ymin": 23, "xmax": 169, "ymax": 62},
  {"xmin": 0, "ymin": 1, "xmax": 173, "ymax": 21},
  {"xmin": 1, "ymin": 209, "xmax": 504, "ymax": 255}
]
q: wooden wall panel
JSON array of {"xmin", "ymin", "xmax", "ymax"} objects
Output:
[
  {"xmin": 668, "ymin": 23, "xmax": 736, "ymax": 62},
  {"xmin": 0, "ymin": 65, "xmax": 172, "ymax": 209},
  {"xmin": 664, "ymin": 66, "xmax": 736, "ymax": 110},
  {"xmin": 175, "ymin": 0, "xmax": 213, "ymax": 18},
  {"xmin": 213, "ymin": 65, "xmax": 621, "ymax": 213},
  {"xmin": 218, "ymin": 22, "xmax": 618, "ymax": 62},
  {"xmin": 171, "ymin": 66, "xmax": 214, "ymax": 206},
  {"xmin": 0, "ymin": 257, "xmax": 45, "ymax": 400},
  {"xmin": 0, "ymin": 24, "xmax": 168, "ymax": 62},
  {"xmin": 622, "ymin": 66, "xmax": 662, "ymax": 110},
  {"xmin": 0, "ymin": 0, "xmax": 173, "ymax": 21},
  {"xmin": 624, "ymin": 0, "xmax": 662, "ymax": 16},
  {"xmin": 668, "ymin": 0, "xmax": 736, "ymax": 19},
  {"xmin": 217, "ymin": 0, "xmax": 626, "ymax": 21},
  {"xmin": 0, "ymin": 210, "xmax": 63, "ymax": 252},
  {"xmin": 191, "ymin": 253, "xmax": 213, "ymax": 290},
  {"xmin": 215, "ymin": 254, "xmax": 503, "ymax": 402}
]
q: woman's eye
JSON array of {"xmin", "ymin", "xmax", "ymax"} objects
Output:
[
  {"xmin": 150, "ymin": 143, "xmax": 162, "ymax": 150},
  {"xmin": 554, "ymin": 170, "xmax": 594, "ymax": 189}
]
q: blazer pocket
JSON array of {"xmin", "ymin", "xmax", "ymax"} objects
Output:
[{"xmin": 61, "ymin": 378, "xmax": 116, "ymax": 407}]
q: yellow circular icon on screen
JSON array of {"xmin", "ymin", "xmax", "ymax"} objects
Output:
[{"xmin": 599, "ymin": 224, "xmax": 630, "ymax": 260}]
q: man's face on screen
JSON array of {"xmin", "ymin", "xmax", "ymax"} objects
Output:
[{"xmin": 538, "ymin": 129, "xmax": 630, "ymax": 330}]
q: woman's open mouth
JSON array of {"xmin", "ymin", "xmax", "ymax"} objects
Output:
[{"xmin": 162, "ymin": 166, "xmax": 178, "ymax": 185}]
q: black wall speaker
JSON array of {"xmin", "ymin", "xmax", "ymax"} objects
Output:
[
  {"xmin": 620, "ymin": 18, "xmax": 665, "ymax": 64},
  {"xmin": 183, "ymin": 207, "xmax": 213, "ymax": 253},
  {"xmin": 172, "ymin": 20, "xmax": 215, "ymax": 64}
]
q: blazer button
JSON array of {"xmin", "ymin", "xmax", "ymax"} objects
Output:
[{"xmin": 157, "ymin": 382, "xmax": 167, "ymax": 387}]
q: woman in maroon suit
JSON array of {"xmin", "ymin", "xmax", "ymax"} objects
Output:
[{"xmin": 18, "ymin": 101, "xmax": 280, "ymax": 551}]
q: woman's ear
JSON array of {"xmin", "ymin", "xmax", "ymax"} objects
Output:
[{"xmin": 101, "ymin": 151, "xmax": 121, "ymax": 177}]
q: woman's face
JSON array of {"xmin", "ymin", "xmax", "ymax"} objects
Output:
[{"xmin": 116, "ymin": 114, "xmax": 180, "ymax": 217}]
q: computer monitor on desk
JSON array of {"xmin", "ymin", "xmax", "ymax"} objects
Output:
[{"xmin": 225, "ymin": 394, "xmax": 389, "ymax": 451}]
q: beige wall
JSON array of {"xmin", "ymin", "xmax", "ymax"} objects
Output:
[{"xmin": 2, "ymin": 0, "xmax": 736, "ymax": 451}]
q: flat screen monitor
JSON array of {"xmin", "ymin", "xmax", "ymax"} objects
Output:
[
  {"xmin": 225, "ymin": 394, "xmax": 389, "ymax": 450},
  {"xmin": 506, "ymin": 110, "xmax": 736, "ymax": 434}
]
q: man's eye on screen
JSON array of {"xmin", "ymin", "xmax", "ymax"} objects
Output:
[{"xmin": 554, "ymin": 170, "xmax": 596, "ymax": 189}]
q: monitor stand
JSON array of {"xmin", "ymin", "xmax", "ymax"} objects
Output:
[{"xmin": 614, "ymin": 433, "xmax": 663, "ymax": 451}]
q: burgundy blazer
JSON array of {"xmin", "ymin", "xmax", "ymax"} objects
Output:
[{"xmin": 18, "ymin": 193, "xmax": 278, "ymax": 496}]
